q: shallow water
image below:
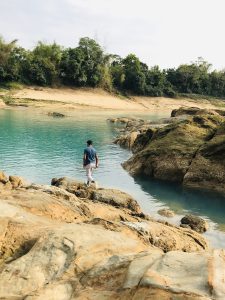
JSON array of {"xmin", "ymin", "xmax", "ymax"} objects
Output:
[{"xmin": 0, "ymin": 108, "xmax": 225, "ymax": 248}]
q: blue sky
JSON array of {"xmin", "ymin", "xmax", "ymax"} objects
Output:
[{"xmin": 0, "ymin": 0, "xmax": 224, "ymax": 69}]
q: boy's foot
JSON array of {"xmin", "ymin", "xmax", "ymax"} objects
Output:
[
  {"xmin": 86, "ymin": 181, "xmax": 90, "ymax": 187},
  {"xmin": 91, "ymin": 180, "xmax": 95, "ymax": 183}
]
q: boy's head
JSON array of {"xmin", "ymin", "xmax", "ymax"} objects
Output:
[{"xmin": 87, "ymin": 140, "xmax": 93, "ymax": 146}]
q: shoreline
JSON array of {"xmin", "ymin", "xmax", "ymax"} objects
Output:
[{"xmin": 1, "ymin": 86, "xmax": 225, "ymax": 115}]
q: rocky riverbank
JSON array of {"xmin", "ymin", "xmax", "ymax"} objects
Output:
[
  {"xmin": 0, "ymin": 171, "xmax": 224, "ymax": 299},
  {"xmin": 112, "ymin": 107, "xmax": 225, "ymax": 195}
]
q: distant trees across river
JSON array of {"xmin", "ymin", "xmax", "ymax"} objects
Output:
[{"xmin": 0, "ymin": 36, "xmax": 225, "ymax": 99}]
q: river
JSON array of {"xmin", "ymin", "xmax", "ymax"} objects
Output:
[{"xmin": 0, "ymin": 108, "xmax": 225, "ymax": 248}]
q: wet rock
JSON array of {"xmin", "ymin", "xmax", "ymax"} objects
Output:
[
  {"xmin": 48, "ymin": 112, "xmax": 65, "ymax": 118},
  {"xmin": 180, "ymin": 214, "xmax": 209, "ymax": 233},
  {"xmin": 158, "ymin": 208, "xmax": 175, "ymax": 218}
]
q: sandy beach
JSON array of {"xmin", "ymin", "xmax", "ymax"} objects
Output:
[{"xmin": 3, "ymin": 86, "xmax": 223, "ymax": 114}]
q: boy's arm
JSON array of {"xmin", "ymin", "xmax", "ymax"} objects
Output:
[
  {"xmin": 95, "ymin": 154, "xmax": 99, "ymax": 168},
  {"xmin": 83, "ymin": 152, "xmax": 86, "ymax": 167}
]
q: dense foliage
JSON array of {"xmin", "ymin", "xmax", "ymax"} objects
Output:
[{"xmin": 0, "ymin": 36, "xmax": 225, "ymax": 98}]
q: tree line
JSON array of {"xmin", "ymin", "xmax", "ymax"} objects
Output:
[{"xmin": 0, "ymin": 36, "xmax": 225, "ymax": 98}]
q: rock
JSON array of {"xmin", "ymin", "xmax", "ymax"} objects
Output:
[
  {"xmin": 0, "ymin": 171, "xmax": 8, "ymax": 184},
  {"xmin": 183, "ymin": 121, "xmax": 225, "ymax": 193},
  {"xmin": 132, "ymin": 128, "xmax": 155, "ymax": 153},
  {"xmin": 171, "ymin": 106, "xmax": 221, "ymax": 117},
  {"xmin": 51, "ymin": 177, "xmax": 58, "ymax": 186},
  {"xmin": 111, "ymin": 116, "xmax": 160, "ymax": 153},
  {"xmin": 74, "ymin": 249, "xmax": 225, "ymax": 300},
  {"xmin": 92, "ymin": 188, "xmax": 141, "ymax": 213},
  {"xmin": 180, "ymin": 214, "xmax": 209, "ymax": 233},
  {"xmin": 158, "ymin": 208, "xmax": 175, "ymax": 218},
  {"xmin": 123, "ymin": 249, "xmax": 225, "ymax": 299},
  {"xmin": 48, "ymin": 112, "xmax": 65, "ymax": 118},
  {"xmin": 124, "ymin": 220, "xmax": 208, "ymax": 252},
  {"xmin": 9, "ymin": 175, "xmax": 26, "ymax": 188},
  {"xmin": 51, "ymin": 177, "xmax": 85, "ymax": 190},
  {"xmin": 180, "ymin": 224, "xmax": 192, "ymax": 230},
  {"xmin": 122, "ymin": 112, "xmax": 225, "ymax": 193},
  {"xmin": 51, "ymin": 177, "xmax": 141, "ymax": 213},
  {"xmin": 0, "ymin": 174, "xmax": 223, "ymax": 299},
  {"xmin": 114, "ymin": 131, "xmax": 139, "ymax": 149},
  {"xmin": 107, "ymin": 117, "xmax": 133, "ymax": 125},
  {"xmin": 0, "ymin": 232, "xmax": 75, "ymax": 298},
  {"xmin": 107, "ymin": 118, "xmax": 117, "ymax": 123},
  {"xmin": 215, "ymin": 109, "xmax": 225, "ymax": 116},
  {"xmin": 25, "ymin": 282, "xmax": 74, "ymax": 300}
]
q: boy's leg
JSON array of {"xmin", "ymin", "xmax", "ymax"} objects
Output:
[
  {"xmin": 90, "ymin": 163, "xmax": 95, "ymax": 182},
  {"xmin": 86, "ymin": 164, "xmax": 94, "ymax": 182}
]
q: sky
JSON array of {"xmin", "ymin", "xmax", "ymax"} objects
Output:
[{"xmin": 0, "ymin": 0, "xmax": 225, "ymax": 70}]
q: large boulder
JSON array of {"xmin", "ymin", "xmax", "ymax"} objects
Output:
[
  {"xmin": 122, "ymin": 113, "xmax": 225, "ymax": 194},
  {"xmin": 180, "ymin": 214, "xmax": 209, "ymax": 233},
  {"xmin": 123, "ymin": 114, "xmax": 223, "ymax": 182}
]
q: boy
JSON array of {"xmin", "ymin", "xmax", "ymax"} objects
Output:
[{"xmin": 83, "ymin": 140, "xmax": 99, "ymax": 186}]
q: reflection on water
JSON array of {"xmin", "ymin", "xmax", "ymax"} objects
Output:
[
  {"xmin": 133, "ymin": 176, "xmax": 225, "ymax": 248},
  {"xmin": 134, "ymin": 176, "xmax": 225, "ymax": 225},
  {"xmin": 0, "ymin": 108, "xmax": 225, "ymax": 248}
]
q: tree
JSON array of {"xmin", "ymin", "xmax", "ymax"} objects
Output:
[
  {"xmin": 110, "ymin": 55, "xmax": 125, "ymax": 90},
  {"xmin": 60, "ymin": 37, "xmax": 106, "ymax": 88},
  {"xmin": 122, "ymin": 54, "xmax": 146, "ymax": 94},
  {"xmin": 166, "ymin": 58, "xmax": 211, "ymax": 95},
  {"xmin": 0, "ymin": 37, "xmax": 18, "ymax": 82},
  {"xmin": 60, "ymin": 47, "xmax": 87, "ymax": 86},
  {"xmin": 208, "ymin": 71, "xmax": 225, "ymax": 97},
  {"xmin": 77, "ymin": 37, "xmax": 104, "ymax": 87},
  {"xmin": 24, "ymin": 42, "xmax": 62, "ymax": 86}
]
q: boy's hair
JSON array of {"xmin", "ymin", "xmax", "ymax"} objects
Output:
[{"xmin": 87, "ymin": 140, "xmax": 93, "ymax": 146}]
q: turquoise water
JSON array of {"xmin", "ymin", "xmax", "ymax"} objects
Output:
[{"xmin": 0, "ymin": 108, "xmax": 225, "ymax": 248}]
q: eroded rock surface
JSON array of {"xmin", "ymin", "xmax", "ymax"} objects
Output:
[{"xmin": 0, "ymin": 173, "xmax": 224, "ymax": 299}]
